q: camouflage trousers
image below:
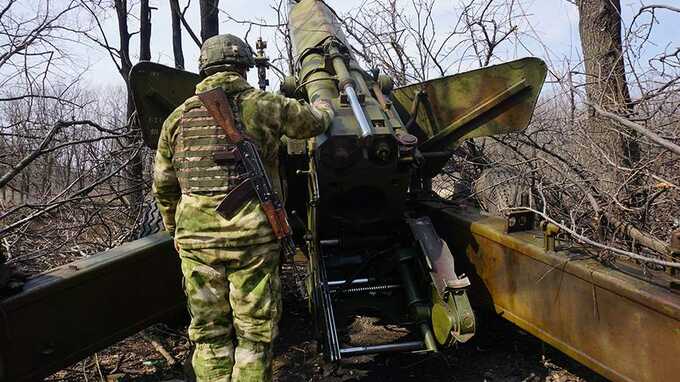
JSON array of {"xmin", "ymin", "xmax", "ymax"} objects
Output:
[{"xmin": 179, "ymin": 240, "xmax": 281, "ymax": 382}]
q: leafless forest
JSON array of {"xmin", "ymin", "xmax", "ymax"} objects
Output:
[{"xmin": 1, "ymin": 0, "xmax": 678, "ymax": 380}]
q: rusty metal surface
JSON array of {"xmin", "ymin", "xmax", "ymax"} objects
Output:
[
  {"xmin": 0, "ymin": 233, "xmax": 185, "ymax": 382},
  {"xmin": 419, "ymin": 201, "xmax": 680, "ymax": 382}
]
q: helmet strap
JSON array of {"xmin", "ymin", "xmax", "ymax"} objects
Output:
[{"xmin": 202, "ymin": 64, "xmax": 248, "ymax": 77}]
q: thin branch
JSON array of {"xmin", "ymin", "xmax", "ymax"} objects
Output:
[
  {"xmin": 585, "ymin": 100, "xmax": 680, "ymax": 156},
  {"xmin": 505, "ymin": 207, "xmax": 680, "ymax": 268}
]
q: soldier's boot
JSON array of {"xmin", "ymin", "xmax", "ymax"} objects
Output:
[{"xmin": 231, "ymin": 338, "xmax": 274, "ymax": 382}]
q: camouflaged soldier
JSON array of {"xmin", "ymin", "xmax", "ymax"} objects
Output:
[{"xmin": 153, "ymin": 34, "xmax": 333, "ymax": 382}]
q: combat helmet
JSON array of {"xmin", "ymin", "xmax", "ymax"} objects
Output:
[{"xmin": 199, "ymin": 34, "xmax": 255, "ymax": 76}]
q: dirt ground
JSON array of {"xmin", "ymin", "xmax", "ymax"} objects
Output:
[{"xmin": 48, "ymin": 266, "xmax": 607, "ymax": 382}]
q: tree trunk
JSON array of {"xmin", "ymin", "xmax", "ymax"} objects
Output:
[
  {"xmin": 135, "ymin": 0, "xmax": 152, "ymax": 198},
  {"xmin": 578, "ymin": 0, "xmax": 640, "ymax": 165},
  {"xmin": 578, "ymin": 0, "xmax": 630, "ymax": 110},
  {"xmin": 577, "ymin": 0, "xmax": 642, "ymax": 205},
  {"xmin": 140, "ymin": 0, "xmax": 152, "ymax": 61},
  {"xmin": 113, "ymin": 0, "xmax": 133, "ymax": 120},
  {"xmin": 199, "ymin": 0, "xmax": 219, "ymax": 42},
  {"xmin": 114, "ymin": 0, "xmax": 144, "ymax": 214},
  {"xmin": 169, "ymin": 0, "xmax": 184, "ymax": 69}
]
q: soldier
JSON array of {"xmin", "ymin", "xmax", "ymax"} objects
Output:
[{"xmin": 153, "ymin": 34, "xmax": 334, "ymax": 382}]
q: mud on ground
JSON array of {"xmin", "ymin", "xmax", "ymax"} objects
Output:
[{"xmin": 48, "ymin": 265, "xmax": 607, "ymax": 382}]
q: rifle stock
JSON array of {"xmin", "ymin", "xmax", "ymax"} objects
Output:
[{"xmin": 197, "ymin": 88, "xmax": 243, "ymax": 144}]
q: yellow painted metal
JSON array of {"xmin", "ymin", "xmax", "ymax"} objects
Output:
[
  {"xmin": 420, "ymin": 201, "xmax": 680, "ymax": 382},
  {"xmin": 431, "ymin": 300, "xmax": 455, "ymax": 346}
]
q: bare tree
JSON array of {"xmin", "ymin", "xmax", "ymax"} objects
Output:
[
  {"xmin": 140, "ymin": 0, "xmax": 153, "ymax": 61},
  {"xmin": 109, "ymin": 0, "xmax": 148, "ymax": 212},
  {"xmin": 169, "ymin": 0, "xmax": 185, "ymax": 69},
  {"xmin": 476, "ymin": 2, "xmax": 680, "ymax": 269},
  {"xmin": 577, "ymin": 0, "xmax": 643, "ymax": 212},
  {"xmin": 0, "ymin": 1, "xmax": 157, "ymax": 274},
  {"xmin": 341, "ymin": 0, "xmax": 521, "ymax": 86},
  {"xmin": 200, "ymin": 0, "xmax": 220, "ymax": 42},
  {"xmin": 578, "ymin": 0, "xmax": 632, "ymax": 112},
  {"xmin": 110, "ymin": 0, "xmax": 134, "ymax": 118}
]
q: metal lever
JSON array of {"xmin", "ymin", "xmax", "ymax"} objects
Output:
[
  {"xmin": 339, "ymin": 341, "xmax": 424, "ymax": 357},
  {"xmin": 344, "ymin": 84, "xmax": 373, "ymax": 137}
]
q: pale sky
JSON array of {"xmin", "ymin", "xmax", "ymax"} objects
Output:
[{"xmin": 80, "ymin": 0, "xmax": 677, "ymax": 90}]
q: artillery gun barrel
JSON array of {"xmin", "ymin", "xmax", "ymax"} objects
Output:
[{"xmin": 288, "ymin": 0, "xmax": 376, "ymax": 138}]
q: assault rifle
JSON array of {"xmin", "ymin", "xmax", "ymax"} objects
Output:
[{"xmin": 197, "ymin": 88, "xmax": 295, "ymax": 257}]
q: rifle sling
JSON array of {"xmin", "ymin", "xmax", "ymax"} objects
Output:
[{"xmin": 198, "ymin": 88, "xmax": 289, "ymax": 238}]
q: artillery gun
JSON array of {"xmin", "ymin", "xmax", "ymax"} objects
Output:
[
  {"xmin": 0, "ymin": 0, "xmax": 548, "ymax": 378},
  {"xmin": 130, "ymin": 0, "xmax": 544, "ymax": 360},
  {"xmin": 279, "ymin": 0, "xmax": 544, "ymax": 357},
  {"xmin": 133, "ymin": 0, "xmax": 546, "ymax": 360},
  {"xmin": 8, "ymin": 1, "xmax": 679, "ymax": 382}
]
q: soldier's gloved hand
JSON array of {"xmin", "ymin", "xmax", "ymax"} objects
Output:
[
  {"xmin": 313, "ymin": 98, "xmax": 333, "ymax": 110},
  {"xmin": 311, "ymin": 99, "xmax": 335, "ymax": 124}
]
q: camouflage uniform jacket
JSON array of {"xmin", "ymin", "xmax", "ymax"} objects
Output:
[{"xmin": 153, "ymin": 71, "xmax": 332, "ymax": 249}]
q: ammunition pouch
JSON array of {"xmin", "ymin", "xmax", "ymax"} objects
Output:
[{"xmin": 174, "ymin": 106, "xmax": 241, "ymax": 193}]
